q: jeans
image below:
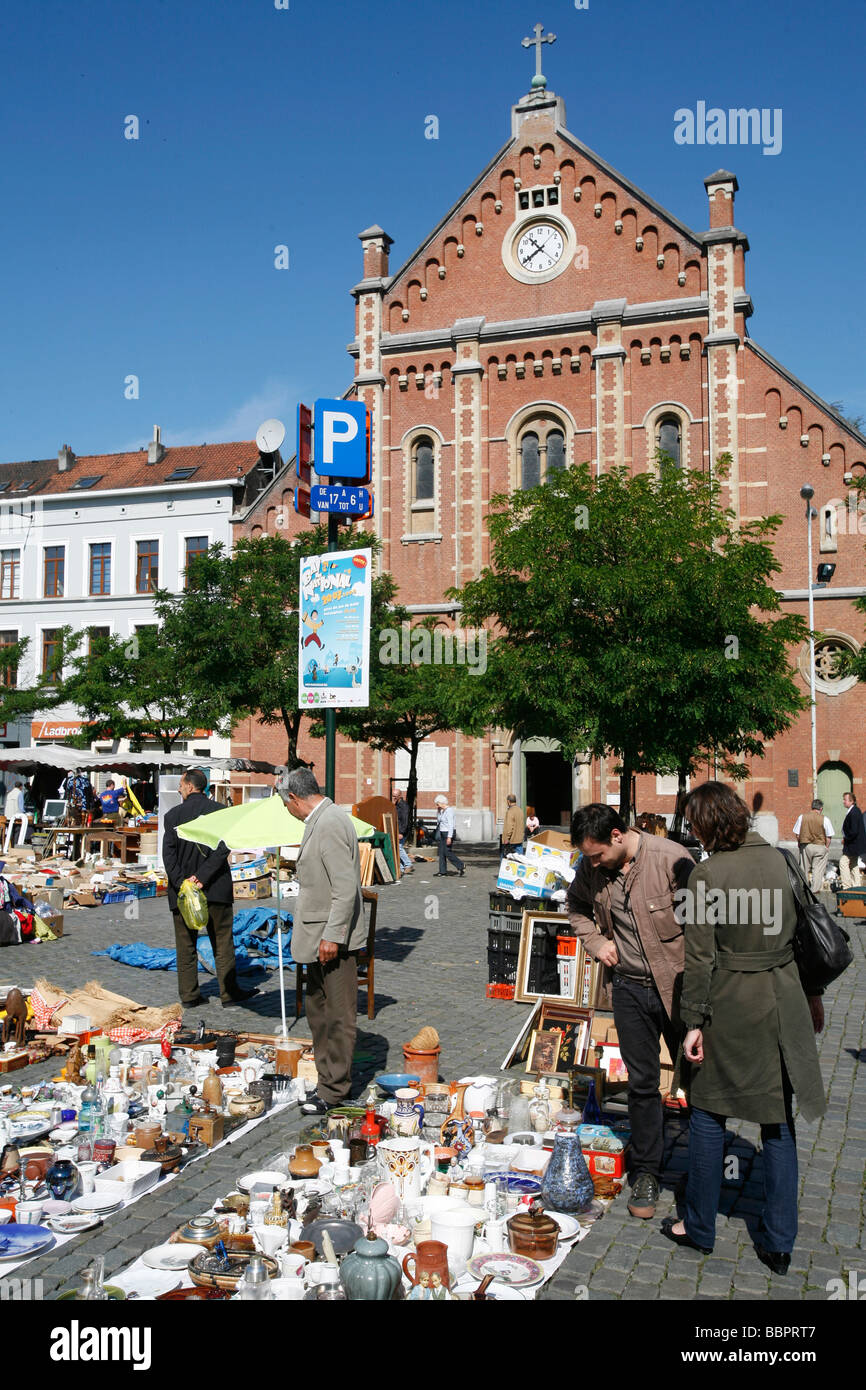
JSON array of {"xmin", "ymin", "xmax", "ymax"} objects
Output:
[
  {"xmin": 611, "ymin": 974, "xmax": 683, "ymax": 1179},
  {"xmin": 437, "ymin": 832, "xmax": 464, "ymax": 874},
  {"xmin": 398, "ymin": 833, "xmax": 413, "ymax": 870},
  {"xmin": 684, "ymin": 1073, "xmax": 798, "ymax": 1252}
]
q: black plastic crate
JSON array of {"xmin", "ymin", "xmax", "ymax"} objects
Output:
[{"xmin": 487, "ymin": 947, "xmax": 519, "ymax": 985}]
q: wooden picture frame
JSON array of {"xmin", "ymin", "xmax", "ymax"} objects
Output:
[
  {"xmin": 526, "ymin": 1028, "xmax": 562, "ymax": 1075},
  {"xmin": 514, "ymin": 909, "xmax": 577, "ymax": 1004},
  {"xmin": 381, "ymin": 810, "xmax": 401, "ymax": 882}
]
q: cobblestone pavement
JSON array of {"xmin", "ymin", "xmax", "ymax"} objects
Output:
[{"xmin": 1, "ymin": 852, "xmax": 863, "ymax": 1301}]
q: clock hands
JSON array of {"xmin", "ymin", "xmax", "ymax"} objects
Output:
[{"xmin": 522, "ymin": 228, "xmax": 561, "ymax": 266}]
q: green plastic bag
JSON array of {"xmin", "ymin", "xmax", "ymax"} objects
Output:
[{"xmin": 178, "ymin": 878, "xmax": 209, "ymax": 931}]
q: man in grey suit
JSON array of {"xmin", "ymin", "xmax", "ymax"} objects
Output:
[{"xmin": 276, "ymin": 767, "xmax": 365, "ymax": 1115}]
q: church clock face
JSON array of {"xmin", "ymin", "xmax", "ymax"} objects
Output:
[
  {"xmin": 502, "ymin": 210, "xmax": 575, "ymax": 284},
  {"xmin": 516, "ymin": 223, "xmax": 565, "ymax": 273}
]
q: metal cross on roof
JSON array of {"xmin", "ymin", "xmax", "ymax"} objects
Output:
[{"xmin": 522, "ymin": 22, "xmax": 556, "ymax": 90}]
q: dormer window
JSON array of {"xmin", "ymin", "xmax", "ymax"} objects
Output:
[{"xmin": 71, "ymin": 475, "xmax": 102, "ymax": 489}]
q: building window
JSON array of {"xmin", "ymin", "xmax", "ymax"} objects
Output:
[
  {"xmin": 42, "ymin": 629, "xmax": 62, "ymax": 681},
  {"xmin": 656, "ymin": 416, "xmax": 682, "ymax": 469},
  {"xmin": 520, "ymin": 432, "xmax": 540, "ymax": 489},
  {"xmin": 87, "ymin": 626, "xmax": 110, "ymax": 656},
  {"xmin": 184, "ymin": 536, "xmax": 209, "ymax": 587},
  {"xmin": 409, "ymin": 435, "xmax": 437, "ymax": 536},
  {"xmin": 0, "ymin": 549, "xmax": 20, "ymax": 600},
  {"xmin": 546, "ymin": 429, "xmax": 565, "ymax": 473},
  {"xmin": 89, "ymin": 543, "xmax": 111, "ymax": 595},
  {"xmin": 136, "ymin": 540, "xmax": 159, "ymax": 593},
  {"xmin": 517, "ymin": 420, "xmax": 570, "ymax": 489},
  {"xmin": 43, "ymin": 546, "xmax": 65, "ymax": 598},
  {"xmin": 0, "ymin": 631, "xmax": 17, "ymax": 687}
]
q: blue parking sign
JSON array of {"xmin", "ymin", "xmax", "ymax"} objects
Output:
[{"xmin": 314, "ymin": 399, "xmax": 369, "ymax": 480}]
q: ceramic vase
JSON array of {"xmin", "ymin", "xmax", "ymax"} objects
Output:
[{"xmin": 540, "ymin": 1128, "xmax": 594, "ymax": 1213}]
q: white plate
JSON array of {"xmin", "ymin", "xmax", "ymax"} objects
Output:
[
  {"xmin": 141, "ymin": 1242, "xmax": 208, "ymax": 1270},
  {"xmin": 238, "ymin": 1169, "xmax": 288, "ymax": 1193},
  {"xmin": 70, "ymin": 1194, "xmax": 124, "ymax": 1215},
  {"xmin": 546, "ymin": 1211, "xmax": 581, "ymax": 1241},
  {"xmin": 48, "ymin": 1214, "xmax": 102, "ymax": 1236},
  {"xmin": 110, "ymin": 1268, "xmax": 184, "ymax": 1299}
]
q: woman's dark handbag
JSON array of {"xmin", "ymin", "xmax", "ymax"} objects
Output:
[{"xmin": 778, "ymin": 848, "xmax": 853, "ymax": 993}]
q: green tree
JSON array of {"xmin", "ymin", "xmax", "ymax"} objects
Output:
[
  {"xmin": 155, "ymin": 528, "xmax": 395, "ymax": 769},
  {"xmin": 455, "ymin": 460, "xmax": 809, "ymax": 822},
  {"xmin": 0, "ymin": 627, "xmax": 81, "ymax": 729},
  {"xmin": 323, "ymin": 612, "xmax": 491, "ymax": 831},
  {"xmin": 62, "ymin": 627, "xmax": 230, "ymax": 753}
]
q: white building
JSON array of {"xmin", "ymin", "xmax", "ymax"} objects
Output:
[{"xmin": 0, "ymin": 428, "xmax": 279, "ymax": 775}]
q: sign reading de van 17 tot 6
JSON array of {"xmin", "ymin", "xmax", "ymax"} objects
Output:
[
  {"xmin": 298, "ymin": 548, "xmax": 371, "ymax": 710},
  {"xmin": 313, "ymin": 399, "xmax": 369, "ymax": 480}
]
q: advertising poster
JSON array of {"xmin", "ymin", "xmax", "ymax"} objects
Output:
[{"xmin": 298, "ymin": 547, "xmax": 371, "ymax": 710}]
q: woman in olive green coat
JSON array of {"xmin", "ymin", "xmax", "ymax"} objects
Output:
[{"xmin": 661, "ymin": 782, "xmax": 825, "ymax": 1275}]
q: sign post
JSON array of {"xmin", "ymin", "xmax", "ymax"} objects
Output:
[{"xmin": 297, "ymin": 399, "xmax": 373, "ymax": 800}]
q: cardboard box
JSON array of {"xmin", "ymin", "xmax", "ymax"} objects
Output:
[
  {"xmin": 233, "ymin": 873, "xmax": 272, "ymax": 900},
  {"xmin": 523, "ymin": 835, "xmax": 579, "ymax": 881},
  {"xmin": 32, "ymin": 888, "xmax": 64, "ymax": 914},
  {"xmin": 497, "ymin": 857, "xmax": 562, "ymax": 899},
  {"xmin": 231, "ymin": 857, "xmax": 268, "ymax": 882}
]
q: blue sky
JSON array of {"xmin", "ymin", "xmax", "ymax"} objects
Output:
[{"xmin": 2, "ymin": 0, "xmax": 864, "ymax": 463}]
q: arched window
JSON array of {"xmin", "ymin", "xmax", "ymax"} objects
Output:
[
  {"xmin": 521, "ymin": 432, "xmax": 540, "ymax": 489},
  {"xmin": 546, "ymin": 430, "xmax": 565, "ymax": 473},
  {"xmin": 407, "ymin": 433, "xmax": 437, "ymax": 536},
  {"xmin": 657, "ymin": 416, "xmax": 681, "ymax": 468},
  {"xmin": 414, "ymin": 438, "xmax": 434, "ymax": 501}
]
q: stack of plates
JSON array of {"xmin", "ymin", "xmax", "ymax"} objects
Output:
[{"xmin": 71, "ymin": 1193, "xmax": 125, "ymax": 1218}]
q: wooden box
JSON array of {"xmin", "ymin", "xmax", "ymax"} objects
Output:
[{"xmin": 835, "ymin": 889, "xmax": 866, "ymax": 918}]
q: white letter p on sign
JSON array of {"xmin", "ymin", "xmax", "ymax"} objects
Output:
[{"xmin": 322, "ymin": 411, "xmax": 359, "ymax": 465}]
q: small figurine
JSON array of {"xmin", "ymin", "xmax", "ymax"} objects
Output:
[
  {"xmin": 1, "ymin": 988, "xmax": 27, "ymax": 1048},
  {"xmin": 66, "ymin": 1040, "xmax": 84, "ymax": 1084}
]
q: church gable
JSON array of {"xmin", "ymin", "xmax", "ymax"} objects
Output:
[{"xmin": 382, "ymin": 93, "xmax": 708, "ymax": 337}]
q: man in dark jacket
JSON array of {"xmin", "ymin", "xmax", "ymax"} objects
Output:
[
  {"xmin": 162, "ymin": 769, "xmax": 258, "ymax": 1010},
  {"xmin": 393, "ymin": 789, "xmax": 413, "ymax": 873},
  {"xmin": 840, "ymin": 791, "xmax": 866, "ymax": 889}
]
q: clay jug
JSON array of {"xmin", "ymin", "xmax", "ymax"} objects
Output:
[
  {"xmin": 402, "ymin": 1239, "xmax": 451, "ymax": 1290},
  {"xmin": 201, "ymin": 1068, "xmax": 223, "ymax": 1109},
  {"xmin": 288, "ymin": 1145, "xmax": 320, "ymax": 1179}
]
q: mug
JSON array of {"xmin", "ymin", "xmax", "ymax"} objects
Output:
[
  {"xmin": 310, "ymin": 1140, "xmax": 332, "ymax": 1163},
  {"xmin": 376, "ymin": 1138, "xmax": 435, "ymax": 1203},
  {"xmin": 76, "ymin": 1161, "xmax": 98, "ymax": 1194},
  {"xmin": 402, "ymin": 1239, "xmax": 451, "ymax": 1290},
  {"xmin": 430, "ymin": 1206, "xmax": 479, "ymax": 1264},
  {"xmin": 279, "ymin": 1249, "xmax": 309, "ymax": 1279},
  {"xmin": 15, "ymin": 1198, "xmax": 45, "ymax": 1225}
]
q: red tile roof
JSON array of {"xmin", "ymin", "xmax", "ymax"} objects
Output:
[{"xmin": 0, "ymin": 441, "xmax": 261, "ymax": 497}]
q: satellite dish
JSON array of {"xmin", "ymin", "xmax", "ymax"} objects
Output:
[{"xmin": 256, "ymin": 418, "xmax": 286, "ymax": 455}]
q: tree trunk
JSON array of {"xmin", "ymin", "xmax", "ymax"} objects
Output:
[
  {"xmin": 618, "ymin": 756, "xmax": 634, "ymax": 824},
  {"xmin": 282, "ymin": 708, "xmax": 309, "ymax": 771},
  {"xmin": 671, "ymin": 764, "xmax": 689, "ymax": 838},
  {"xmin": 406, "ymin": 733, "xmax": 419, "ymax": 841}
]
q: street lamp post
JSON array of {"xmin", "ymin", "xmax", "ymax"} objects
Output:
[{"xmin": 800, "ymin": 484, "xmax": 818, "ymax": 796}]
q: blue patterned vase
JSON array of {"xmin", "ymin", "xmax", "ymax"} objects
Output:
[{"xmin": 540, "ymin": 1128, "xmax": 594, "ymax": 1213}]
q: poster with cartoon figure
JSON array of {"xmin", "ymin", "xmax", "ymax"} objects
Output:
[{"xmin": 298, "ymin": 548, "xmax": 371, "ymax": 710}]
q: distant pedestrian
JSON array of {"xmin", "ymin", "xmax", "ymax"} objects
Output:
[
  {"xmin": 840, "ymin": 792, "xmax": 866, "ymax": 888},
  {"xmin": 3, "ymin": 782, "xmax": 27, "ymax": 851},
  {"xmin": 792, "ymin": 799, "xmax": 833, "ymax": 892},
  {"xmin": 433, "ymin": 795, "xmax": 464, "ymax": 877},
  {"xmin": 98, "ymin": 779, "xmax": 124, "ymax": 822},
  {"xmin": 501, "ymin": 794, "xmax": 524, "ymax": 857},
  {"xmin": 393, "ymin": 789, "xmax": 413, "ymax": 873},
  {"xmin": 525, "ymin": 806, "xmax": 540, "ymax": 836}
]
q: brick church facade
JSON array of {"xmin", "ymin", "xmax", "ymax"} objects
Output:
[{"xmin": 234, "ymin": 73, "xmax": 866, "ymax": 845}]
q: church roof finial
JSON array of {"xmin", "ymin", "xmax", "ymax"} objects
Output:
[{"xmin": 521, "ymin": 21, "xmax": 556, "ymax": 90}]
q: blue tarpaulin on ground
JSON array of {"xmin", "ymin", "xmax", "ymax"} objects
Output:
[{"xmin": 91, "ymin": 907, "xmax": 294, "ymax": 974}]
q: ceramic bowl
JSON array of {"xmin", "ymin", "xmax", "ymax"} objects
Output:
[
  {"xmin": 374, "ymin": 1073, "xmax": 421, "ymax": 1096},
  {"xmin": 0, "ymin": 1210, "xmax": 12, "ymax": 1226}
]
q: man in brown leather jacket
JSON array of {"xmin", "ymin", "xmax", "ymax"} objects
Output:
[{"xmin": 567, "ymin": 804, "xmax": 695, "ymax": 1220}]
